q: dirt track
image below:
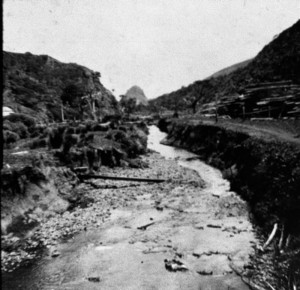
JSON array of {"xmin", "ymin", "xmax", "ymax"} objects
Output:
[{"xmin": 186, "ymin": 117, "xmax": 300, "ymax": 146}]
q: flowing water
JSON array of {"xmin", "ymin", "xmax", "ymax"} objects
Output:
[
  {"xmin": 2, "ymin": 125, "xmax": 256, "ymax": 290},
  {"xmin": 148, "ymin": 126, "xmax": 233, "ymax": 199}
]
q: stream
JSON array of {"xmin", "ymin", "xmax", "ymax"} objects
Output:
[{"xmin": 2, "ymin": 125, "xmax": 256, "ymax": 290}]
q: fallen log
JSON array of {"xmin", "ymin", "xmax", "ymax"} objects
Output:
[
  {"xmin": 73, "ymin": 167, "xmax": 88, "ymax": 172},
  {"xmin": 137, "ymin": 222, "xmax": 156, "ymax": 230},
  {"xmin": 78, "ymin": 174, "xmax": 165, "ymax": 183}
]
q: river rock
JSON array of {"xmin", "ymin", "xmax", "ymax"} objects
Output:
[
  {"xmin": 51, "ymin": 249, "xmax": 60, "ymax": 257},
  {"xmin": 87, "ymin": 276, "xmax": 101, "ymax": 282}
]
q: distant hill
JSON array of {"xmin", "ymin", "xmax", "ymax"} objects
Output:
[
  {"xmin": 205, "ymin": 59, "xmax": 252, "ymax": 79},
  {"xmin": 123, "ymin": 86, "xmax": 148, "ymax": 106},
  {"xmin": 3, "ymin": 51, "xmax": 120, "ymax": 122},
  {"xmin": 150, "ymin": 20, "xmax": 300, "ymax": 113}
]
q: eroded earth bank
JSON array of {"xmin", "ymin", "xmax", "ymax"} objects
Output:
[
  {"xmin": 158, "ymin": 118, "xmax": 300, "ymax": 290},
  {"xmin": 2, "ymin": 125, "xmax": 260, "ymax": 290}
]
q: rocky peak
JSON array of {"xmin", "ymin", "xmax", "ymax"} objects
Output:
[{"xmin": 124, "ymin": 86, "xmax": 148, "ymax": 106}]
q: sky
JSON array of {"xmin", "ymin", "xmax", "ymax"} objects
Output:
[{"xmin": 3, "ymin": 0, "xmax": 300, "ymax": 100}]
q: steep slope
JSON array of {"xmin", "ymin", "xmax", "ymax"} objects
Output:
[
  {"xmin": 150, "ymin": 20, "xmax": 300, "ymax": 114},
  {"xmin": 3, "ymin": 51, "xmax": 120, "ymax": 122},
  {"xmin": 205, "ymin": 58, "xmax": 252, "ymax": 79},
  {"xmin": 123, "ymin": 86, "xmax": 148, "ymax": 106}
]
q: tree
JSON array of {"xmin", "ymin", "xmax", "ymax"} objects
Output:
[
  {"xmin": 60, "ymin": 84, "xmax": 84, "ymax": 121},
  {"xmin": 189, "ymin": 80, "xmax": 213, "ymax": 114},
  {"xmin": 61, "ymin": 84, "xmax": 84, "ymax": 107},
  {"xmin": 81, "ymin": 88, "xmax": 100, "ymax": 121},
  {"xmin": 120, "ymin": 96, "xmax": 137, "ymax": 115}
]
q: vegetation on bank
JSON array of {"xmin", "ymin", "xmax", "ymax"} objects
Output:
[
  {"xmin": 158, "ymin": 117, "xmax": 300, "ymax": 289},
  {"xmin": 158, "ymin": 118, "xmax": 300, "ymax": 232}
]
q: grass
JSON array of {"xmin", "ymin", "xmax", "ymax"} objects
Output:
[{"xmin": 166, "ymin": 113, "xmax": 300, "ymax": 146}]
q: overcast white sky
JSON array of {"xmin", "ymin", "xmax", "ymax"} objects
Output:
[{"xmin": 3, "ymin": 0, "xmax": 300, "ymax": 99}]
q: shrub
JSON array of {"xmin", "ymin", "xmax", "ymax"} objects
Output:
[
  {"xmin": 3, "ymin": 130, "xmax": 20, "ymax": 144},
  {"xmin": 29, "ymin": 138, "xmax": 47, "ymax": 149},
  {"xmin": 14, "ymin": 122, "xmax": 29, "ymax": 138},
  {"xmin": 3, "ymin": 120, "xmax": 13, "ymax": 131},
  {"xmin": 47, "ymin": 126, "xmax": 66, "ymax": 149},
  {"xmin": 30, "ymin": 125, "xmax": 47, "ymax": 138},
  {"xmin": 4, "ymin": 113, "xmax": 36, "ymax": 128}
]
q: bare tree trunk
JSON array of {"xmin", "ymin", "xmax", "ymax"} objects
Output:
[
  {"xmin": 87, "ymin": 94, "xmax": 97, "ymax": 121},
  {"xmin": 61, "ymin": 104, "xmax": 65, "ymax": 122}
]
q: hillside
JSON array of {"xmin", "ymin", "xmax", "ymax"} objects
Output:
[
  {"xmin": 3, "ymin": 51, "xmax": 120, "ymax": 122},
  {"xmin": 123, "ymin": 86, "xmax": 148, "ymax": 106},
  {"xmin": 150, "ymin": 20, "xmax": 300, "ymax": 116},
  {"xmin": 205, "ymin": 58, "xmax": 252, "ymax": 79}
]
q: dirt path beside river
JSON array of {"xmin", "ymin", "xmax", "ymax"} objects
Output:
[{"xmin": 3, "ymin": 151, "xmax": 257, "ymax": 290}]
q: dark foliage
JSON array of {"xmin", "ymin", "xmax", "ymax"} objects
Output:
[
  {"xmin": 61, "ymin": 84, "xmax": 84, "ymax": 107},
  {"xmin": 3, "ymin": 51, "xmax": 120, "ymax": 122},
  {"xmin": 4, "ymin": 113, "xmax": 36, "ymax": 128}
]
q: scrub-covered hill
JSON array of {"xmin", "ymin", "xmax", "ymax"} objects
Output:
[{"xmin": 150, "ymin": 20, "xmax": 300, "ymax": 115}]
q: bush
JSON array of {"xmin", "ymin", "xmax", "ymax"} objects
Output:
[
  {"xmin": 4, "ymin": 113, "xmax": 36, "ymax": 128},
  {"xmin": 3, "ymin": 130, "xmax": 20, "ymax": 144},
  {"xmin": 111, "ymin": 130, "xmax": 127, "ymax": 142},
  {"xmin": 29, "ymin": 138, "xmax": 47, "ymax": 149},
  {"xmin": 30, "ymin": 125, "xmax": 47, "ymax": 138},
  {"xmin": 47, "ymin": 126, "xmax": 66, "ymax": 149},
  {"xmin": 3, "ymin": 120, "xmax": 13, "ymax": 131},
  {"xmin": 14, "ymin": 122, "xmax": 29, "ymax": 138}
]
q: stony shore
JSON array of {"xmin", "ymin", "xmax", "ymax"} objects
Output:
[
  {"xmin": 1, "ymin": 152, "xmax": 203, "ymax": 273},
  {"xmin": 2, "ymin": 151, "xmax": 266, "ymax": 290}
]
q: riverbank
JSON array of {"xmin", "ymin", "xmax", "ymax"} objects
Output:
[
  {"xmin": 1, "ymin": 120, "xmax": 149, "ymax": 271},
  {"xmin": 158, "ymin": 117, "xmax": 300, "ymax": 289}
]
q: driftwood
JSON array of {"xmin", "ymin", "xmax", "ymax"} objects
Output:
[
  {"xmin": 137, "ymin": 222, "xmax": 156, "ymax": 230},
  {"xmin": 262, "ymin": 223, "xmax": 278, "ymax": 251},
  {"xmin": 78, "ymin": 174, "xmax": 165, "ymax": 183}
]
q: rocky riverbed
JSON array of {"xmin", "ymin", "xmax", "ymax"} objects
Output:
[{"xmin": 2, "ymin": 148, "xmax": 261, "ymax": 290}]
